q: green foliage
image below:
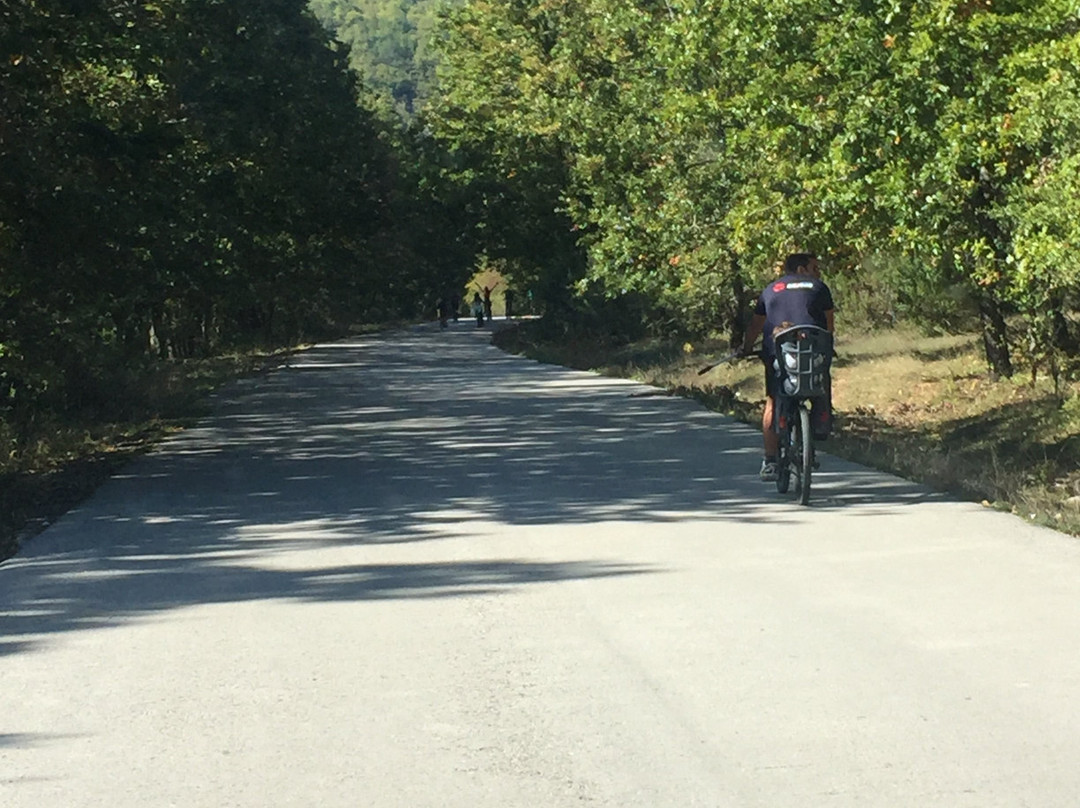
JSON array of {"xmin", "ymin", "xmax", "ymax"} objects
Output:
[
  {"xmin": 0, "ymin": 0, "xmax": 455, "ymax": 428},
  {"xmin": 307, "ymin": 0, "xmax": 455, "ymax": 116},
  {"xmin": 428, "ymin": 0, "xmax": 1080, "ymax": 373}
]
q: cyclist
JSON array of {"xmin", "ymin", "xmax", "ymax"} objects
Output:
[{"xmin": 740, "ymin": 253, "xmax": 835, "ymax": 481}]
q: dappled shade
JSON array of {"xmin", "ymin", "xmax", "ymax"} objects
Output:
[{"xmin": 0, "ymin": 327, "xmax": 942, "ymax": 653}]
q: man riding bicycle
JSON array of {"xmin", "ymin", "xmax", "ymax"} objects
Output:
[{"xmin": 740, "ymin": 253, "xmax": 835, "ymax": 482}]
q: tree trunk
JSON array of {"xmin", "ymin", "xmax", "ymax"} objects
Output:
[
  {"xmin": 1048, "ymin": 291, "xmax": 1078, "ymax": 355},
  {"xmin": 978, "ymin": 292, "xmax": 1013, "ymax": 380},
  {"xmin": 150, "ymin": 305, "xmax": 171, "ymax": 359},
  {"xmin": 728, "ymin": 258, "xmax": 753, "ymax": 350}
]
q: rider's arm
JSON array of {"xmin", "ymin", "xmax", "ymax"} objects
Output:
[
  {"xmin": 825, "ymin": 309, "xmax": 834, "ymax": 333},
  {"xmin": 742, "ymin": 313, "xmax": 765, "ymax": 355}
]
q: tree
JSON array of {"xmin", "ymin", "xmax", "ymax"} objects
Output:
[
  {"xmin": 430, "ymin": 0, "xmax": 1080, "ymax": 376},
  {"xmin": 308, "ymin": 0, "xmax": 457, "ymax": 116},
  {"xmin": 0, "ymin": 0, "xmax": 424, "ymax": 423}
]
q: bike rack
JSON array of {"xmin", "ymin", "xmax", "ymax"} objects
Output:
[{"xmin": 777, "ymin": 328, "xmax": 832, "ymax": 397}]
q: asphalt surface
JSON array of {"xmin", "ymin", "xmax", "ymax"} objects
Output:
[{"xmin": 2, "ymin": 321, "xmax": 1080, "ymax": 807}]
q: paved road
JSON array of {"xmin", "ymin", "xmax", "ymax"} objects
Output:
[{"xmin": 2, "ymin": 322, "xmax": 1080, "ymax": 807}]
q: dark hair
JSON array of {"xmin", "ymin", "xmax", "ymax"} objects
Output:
[{"xmin": 783, "ymin": 253, "xmax": 817, "ymax": 274}]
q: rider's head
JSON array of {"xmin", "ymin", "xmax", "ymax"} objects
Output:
[{"xmin": 784, "ymin": 252, "xmax": 819, "ymax": 277}]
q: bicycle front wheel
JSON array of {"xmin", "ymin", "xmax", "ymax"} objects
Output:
[{"xmin": 798, "ymin": 406, "xmax": 813, "ymax": 505}]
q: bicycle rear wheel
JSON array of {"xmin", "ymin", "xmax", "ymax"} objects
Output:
[{"xmin": 797, "ymin": 406, "xmax": 813, "ymax": 505}]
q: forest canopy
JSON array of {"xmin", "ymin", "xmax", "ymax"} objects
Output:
[{"xmin": 425, "ymin": 0, "xmax": 1080, "ymax": 378}]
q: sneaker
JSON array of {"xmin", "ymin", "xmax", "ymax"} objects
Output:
[{"xmin": 759, "ymin": 459, "xmax": 778, "ymax": 482}]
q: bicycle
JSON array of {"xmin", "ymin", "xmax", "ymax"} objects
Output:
[{"xmin": 771, "ymin": 324, "xmax": 833, "ymax": 506}]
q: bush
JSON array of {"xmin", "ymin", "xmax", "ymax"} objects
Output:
[{"xmin": 829, "ymin": 253, "xmax": 981, "ymax": 335}]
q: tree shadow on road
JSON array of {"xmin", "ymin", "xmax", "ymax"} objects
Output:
[{"xmin": 0, "ymin": 326, "xmax": 947, "ymax": 653}]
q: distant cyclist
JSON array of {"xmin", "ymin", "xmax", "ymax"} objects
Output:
[{"xmin": 740, "ymin": 253, "xmax": 835, "ymax": 481}]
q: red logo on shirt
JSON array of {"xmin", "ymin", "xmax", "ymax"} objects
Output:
[{"xmin": 772, "ymin": 282, "xmax": 787, "ymax": 292}]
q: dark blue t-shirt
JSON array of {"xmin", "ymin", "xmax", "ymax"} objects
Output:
[{"xmin": 755, "ymin": 273, "xmax": 834, "ymax": 357}]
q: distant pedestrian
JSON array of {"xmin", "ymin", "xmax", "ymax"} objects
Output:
[
  {"xmin": 471, "ymin": 293, "xmax": 485, "ymax": 327},
  {"xmin": 481, "ymin": 283, "xmax": 498, "ymax": 323},
  {"xmin": 504, "ymin": 289, "xmax": 515, "ymax": 319}
]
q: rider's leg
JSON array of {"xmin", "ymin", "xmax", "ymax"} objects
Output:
[
  {"xmin": 762, "ymin": 395, "xmax": 779, "ymax": 457},
  {"xmin": 758, "ymin": 395, "xmax": 780, "ymax": 481},
  {"xmin": 811, "ymin": 382, "xmax": 833, "ymax": 440},
  {"xmin": 761, "ymin": 360, "xmax": 780, "ymax": 458},
  {"xmin": 758, "ymin": 360, "xmax": 780, "ymax": 480}
]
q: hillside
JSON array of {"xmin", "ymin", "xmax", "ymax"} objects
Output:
[{"xmin": 307, "ymin": 0, "xmax": 452, "ymax": 115}]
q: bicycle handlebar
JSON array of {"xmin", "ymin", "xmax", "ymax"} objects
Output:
[{"xmin": 697, "ymin": 344, "xmax": 761, "ymax": 375}]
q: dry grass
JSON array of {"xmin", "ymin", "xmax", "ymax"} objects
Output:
[{"xmin": 496, "ymin": 323, "xmax": 1080, "ymax": 536}]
